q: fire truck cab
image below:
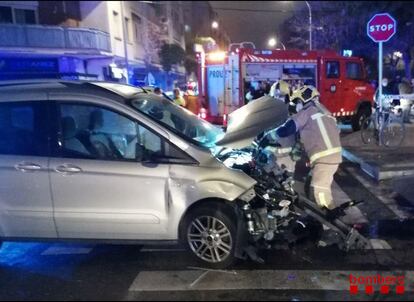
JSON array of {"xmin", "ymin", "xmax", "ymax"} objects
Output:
[{"xmin": 197, "ymin": 48, "xmax": 375, "ymax": 131}]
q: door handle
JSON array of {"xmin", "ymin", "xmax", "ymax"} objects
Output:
[
  {"xmin": 55, "ymin": 164, "xmax": 82, "ymax": 174},
  {"xmin": 15, "ymin": 162, "xmax": 42, "ymax": 172}
]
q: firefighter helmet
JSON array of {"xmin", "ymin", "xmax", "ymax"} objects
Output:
[
  {"xmin": 269, "ymin": 80, "xmax": 290, "ymax": 97},
  {"xmin": 290, "ymin": 85, "xmax": 320, "ymax": 104},
  {"xmin": 288, "ymin": 85, "xmax": 320, "ymax": 114}
]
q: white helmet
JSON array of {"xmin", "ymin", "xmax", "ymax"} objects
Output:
[{"xmin": 269, "ymin": 80, "xmax": 290, "ymax": 98}]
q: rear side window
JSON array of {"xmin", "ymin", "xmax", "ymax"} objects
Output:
[
  {"xmin": 326, "ymin": 61, "xmax": 340, "ymax": 79},
  {"xmin": 57, "ymin": 103, "xmax": 163, "ymax": 161},
  {"xmin": 346, "ymin": 62, "xmax": 364, "ymax": 80},
  {"xmin": 0, "ymin": 101, "xmax": 49, "ymax": 156}
]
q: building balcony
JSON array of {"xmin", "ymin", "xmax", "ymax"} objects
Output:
[{"xmin": 0, "ymin": 24, "xmax": 111, "ymax": 54}]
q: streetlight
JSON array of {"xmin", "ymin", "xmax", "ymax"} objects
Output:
[
  {"xmin": 305, "ymin": 0, "xmax": 312, "ymax": 50},
  {"xmin": 212, "ymin": 21, "xmax": 219, "ymax": 29},
  {"xmin": 268, "ymin": 37, "xmax": 277, "ymax": 48},
  {"xmin": 268, "ymin": 37, "xmax": 286, "ymax": 50}
]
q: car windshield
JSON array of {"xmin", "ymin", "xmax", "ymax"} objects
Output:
[{"xmin": 130, "ymin": 94, "xmax": 224, "ymax": 148}]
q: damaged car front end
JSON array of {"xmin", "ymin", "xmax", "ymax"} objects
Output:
[
  {"xmin": 131, "ymin": 91, "xmax": 371, "ymax": 268},
  {"xmin": 212, "ymin": 95, "xmax": 372, "ymax": 265}
]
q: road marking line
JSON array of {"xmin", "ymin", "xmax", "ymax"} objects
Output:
[
  {"xmin": 369, "ymin": 239, "xmax": 392, "ymax": 250},
  {"xmin": 345, "ymin": 166, "xmax": 410, "ymax": 220},
  {"xmin": 128, "ymin": 269, "xmax": 414, "ymax": 292}
]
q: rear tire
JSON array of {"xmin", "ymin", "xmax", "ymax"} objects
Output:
[
  {"xmin": 181, "ymin": 203, "xmax": 238, "ymax": 269},
  {"xmin": 352, "ymin": 107, "xmax": 371, "ymax": 132},
  {"xmin": 381, "ymin": 118, "xmax": 405, "ymax": 149}
]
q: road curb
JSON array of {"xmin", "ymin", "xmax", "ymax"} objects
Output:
[{"xmin": 342, "ymin": 149, "xmax": 414, "ymax": 181}]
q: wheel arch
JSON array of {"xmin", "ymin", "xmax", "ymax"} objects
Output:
[
  {"xmin": 355, "ymin": 100, "xmax": 372, "ymax": 115},
  {"xmin": 177, "ymin": 198, "xmax": 239, "ymax": 242}
]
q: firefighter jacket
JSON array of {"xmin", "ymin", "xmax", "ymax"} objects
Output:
[{"xmin": 274, "ymin": 102, "xmax": 342, "ymax": 165}]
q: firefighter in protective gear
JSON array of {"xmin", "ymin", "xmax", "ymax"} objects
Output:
[
  {"xmin": 264, "ymin": 85, "xmax": 342, "ymax": 210},
  {"xmin": 259, "ymin": 80, "xmax": 298, "ymax": 175},
  {"xmin": 269, "ymin": 80, "xmax": 291, "ymax": 104}
]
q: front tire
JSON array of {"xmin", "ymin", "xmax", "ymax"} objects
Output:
[
  {"xmin": 182, "ymin": 204, "xmax": 237, "ymax": 269},
  {"xmin": 381, "ymin": 118, "xmax": 405, "ymax": 149}
]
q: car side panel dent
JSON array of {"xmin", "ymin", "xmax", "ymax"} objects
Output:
[{"xmin": 163, "ymin": 165, "xmax": 256, "ymax": 239}]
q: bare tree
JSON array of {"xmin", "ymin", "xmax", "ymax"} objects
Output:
[{"xmin": 280, "ymin": 1, "xmax": 414, "ymax": 79}]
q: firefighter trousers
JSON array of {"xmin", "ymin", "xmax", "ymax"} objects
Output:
[{"xmin": 310, "ymin": 162, "xmax": 340, "ymax": 210}]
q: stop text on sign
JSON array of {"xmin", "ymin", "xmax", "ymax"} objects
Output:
[
  {"xmin": 369, "ymin": 24, "xmax": 394, "ymax": 33},
  {"xmin": 367, "ymin": 13, "xmax": 397, "ymax": 43}
]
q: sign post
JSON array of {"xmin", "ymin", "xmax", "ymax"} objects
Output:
[
  {"xmin": 367, "ymin": 13, "xmax": 397, "ymax": 144},
  {"xmin": 378, "ymin": 41, "xmax": 383, "ymax": 112}
]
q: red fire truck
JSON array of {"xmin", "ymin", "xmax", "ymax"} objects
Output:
[{"xmin": 196, "ymin": 48, "xmax": 375, "ymax": 131}]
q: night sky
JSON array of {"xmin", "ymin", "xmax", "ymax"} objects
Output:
[{"xmin": 209, "ymin": 1, "xmax": 299, "ymax": 48}]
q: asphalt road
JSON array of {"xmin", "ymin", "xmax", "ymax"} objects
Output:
[{"xmin": 0, "ymin": 161, "xmax": 413, "ymax": 301}]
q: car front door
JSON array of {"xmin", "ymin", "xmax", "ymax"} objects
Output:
[
  {"xmin": 49, "ymin": 100, "xmax": 171, "ymax": 240},
  {"xmin": 0, "ymin": 99, "xmax": 56, "ymax": 238}
]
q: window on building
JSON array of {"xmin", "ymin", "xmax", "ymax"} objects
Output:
[
  {"xmin": 0, "ymin": 6, "xmax": 13, "ymax": 23},
  {"xmin": 346, "ymin": 62, "xmax": 364, "ymax": 80},
  {"xmin": 113, "ymin": 11, "xmax": 122, "ymax": 39},
  {"xmin": 125, "ymin": 17, "xmax": 132, "ymax": 43},
  {"xmin": 132, "ymin": 14, "xmax": 142, "ymax": 43},
  {"xmin": 15, "ymin": 8, "xmax": 36, "ymax": 24},
  {"xmin": 172, "ymin": 10, "xmax": 183, "ymax": 39}
]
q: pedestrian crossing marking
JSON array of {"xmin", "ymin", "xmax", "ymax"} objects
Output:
[{"xmin": 128, "ymin": 269, "xmax": 414, "ymax": 292}]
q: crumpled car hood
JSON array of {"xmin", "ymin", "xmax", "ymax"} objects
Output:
[{"xmin": 215, "ymin": 96, "xmax": 289, "ymax": 149}]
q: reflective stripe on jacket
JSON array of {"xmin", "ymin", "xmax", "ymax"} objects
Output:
[{"xmin": 292, "ymin": 103, "xmax": 342, "ymax": 165}]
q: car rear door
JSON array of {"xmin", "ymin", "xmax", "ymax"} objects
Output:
[{"xmin": 0, "ymin": 96, "xmax": 56, "ymax": 238}]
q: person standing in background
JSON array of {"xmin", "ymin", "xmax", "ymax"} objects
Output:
[
  {"xmin": 172, "ymin": 88, "xmax": 186, "ymax": 107},
  {"xmin": 399, "ymin": 78, "xmax": 413, "ymax": 123},
  {"xmin": 154, "ymin": 87, "xmax": 163, "ymax": 96}
]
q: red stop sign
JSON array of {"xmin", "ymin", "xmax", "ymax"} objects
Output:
[{"xmin": 367, "ymin": 13, "xmax": 397, "ymax": 42}]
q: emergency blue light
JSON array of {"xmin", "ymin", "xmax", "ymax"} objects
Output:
[{"xmin": 343, "ymin": 49, "xmax": 353, "ymax": 57}]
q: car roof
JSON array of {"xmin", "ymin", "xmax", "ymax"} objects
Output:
[{"xmin": 0, "ymin": 79, "xmax": 145, "ymax": 100}]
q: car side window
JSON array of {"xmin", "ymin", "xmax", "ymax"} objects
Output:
[
  {"xmin": 57, "ymin": 103, "xmax": 164, "ymax": 161},
  {"xmin": 346, "ymin": 62, "xmax": 363, "ymax": 80},
  {"xmin": 0, "ymin": 101, "xmax": 49, "ymax": 156},
  {"xmin": 326, "ymin": 61, "xmax": 340, "ymax": 79}
]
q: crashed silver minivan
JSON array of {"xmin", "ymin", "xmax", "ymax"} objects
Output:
[{"xmin": 0, "ymin": 81, "xmax": 369, "ymax": 268}]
